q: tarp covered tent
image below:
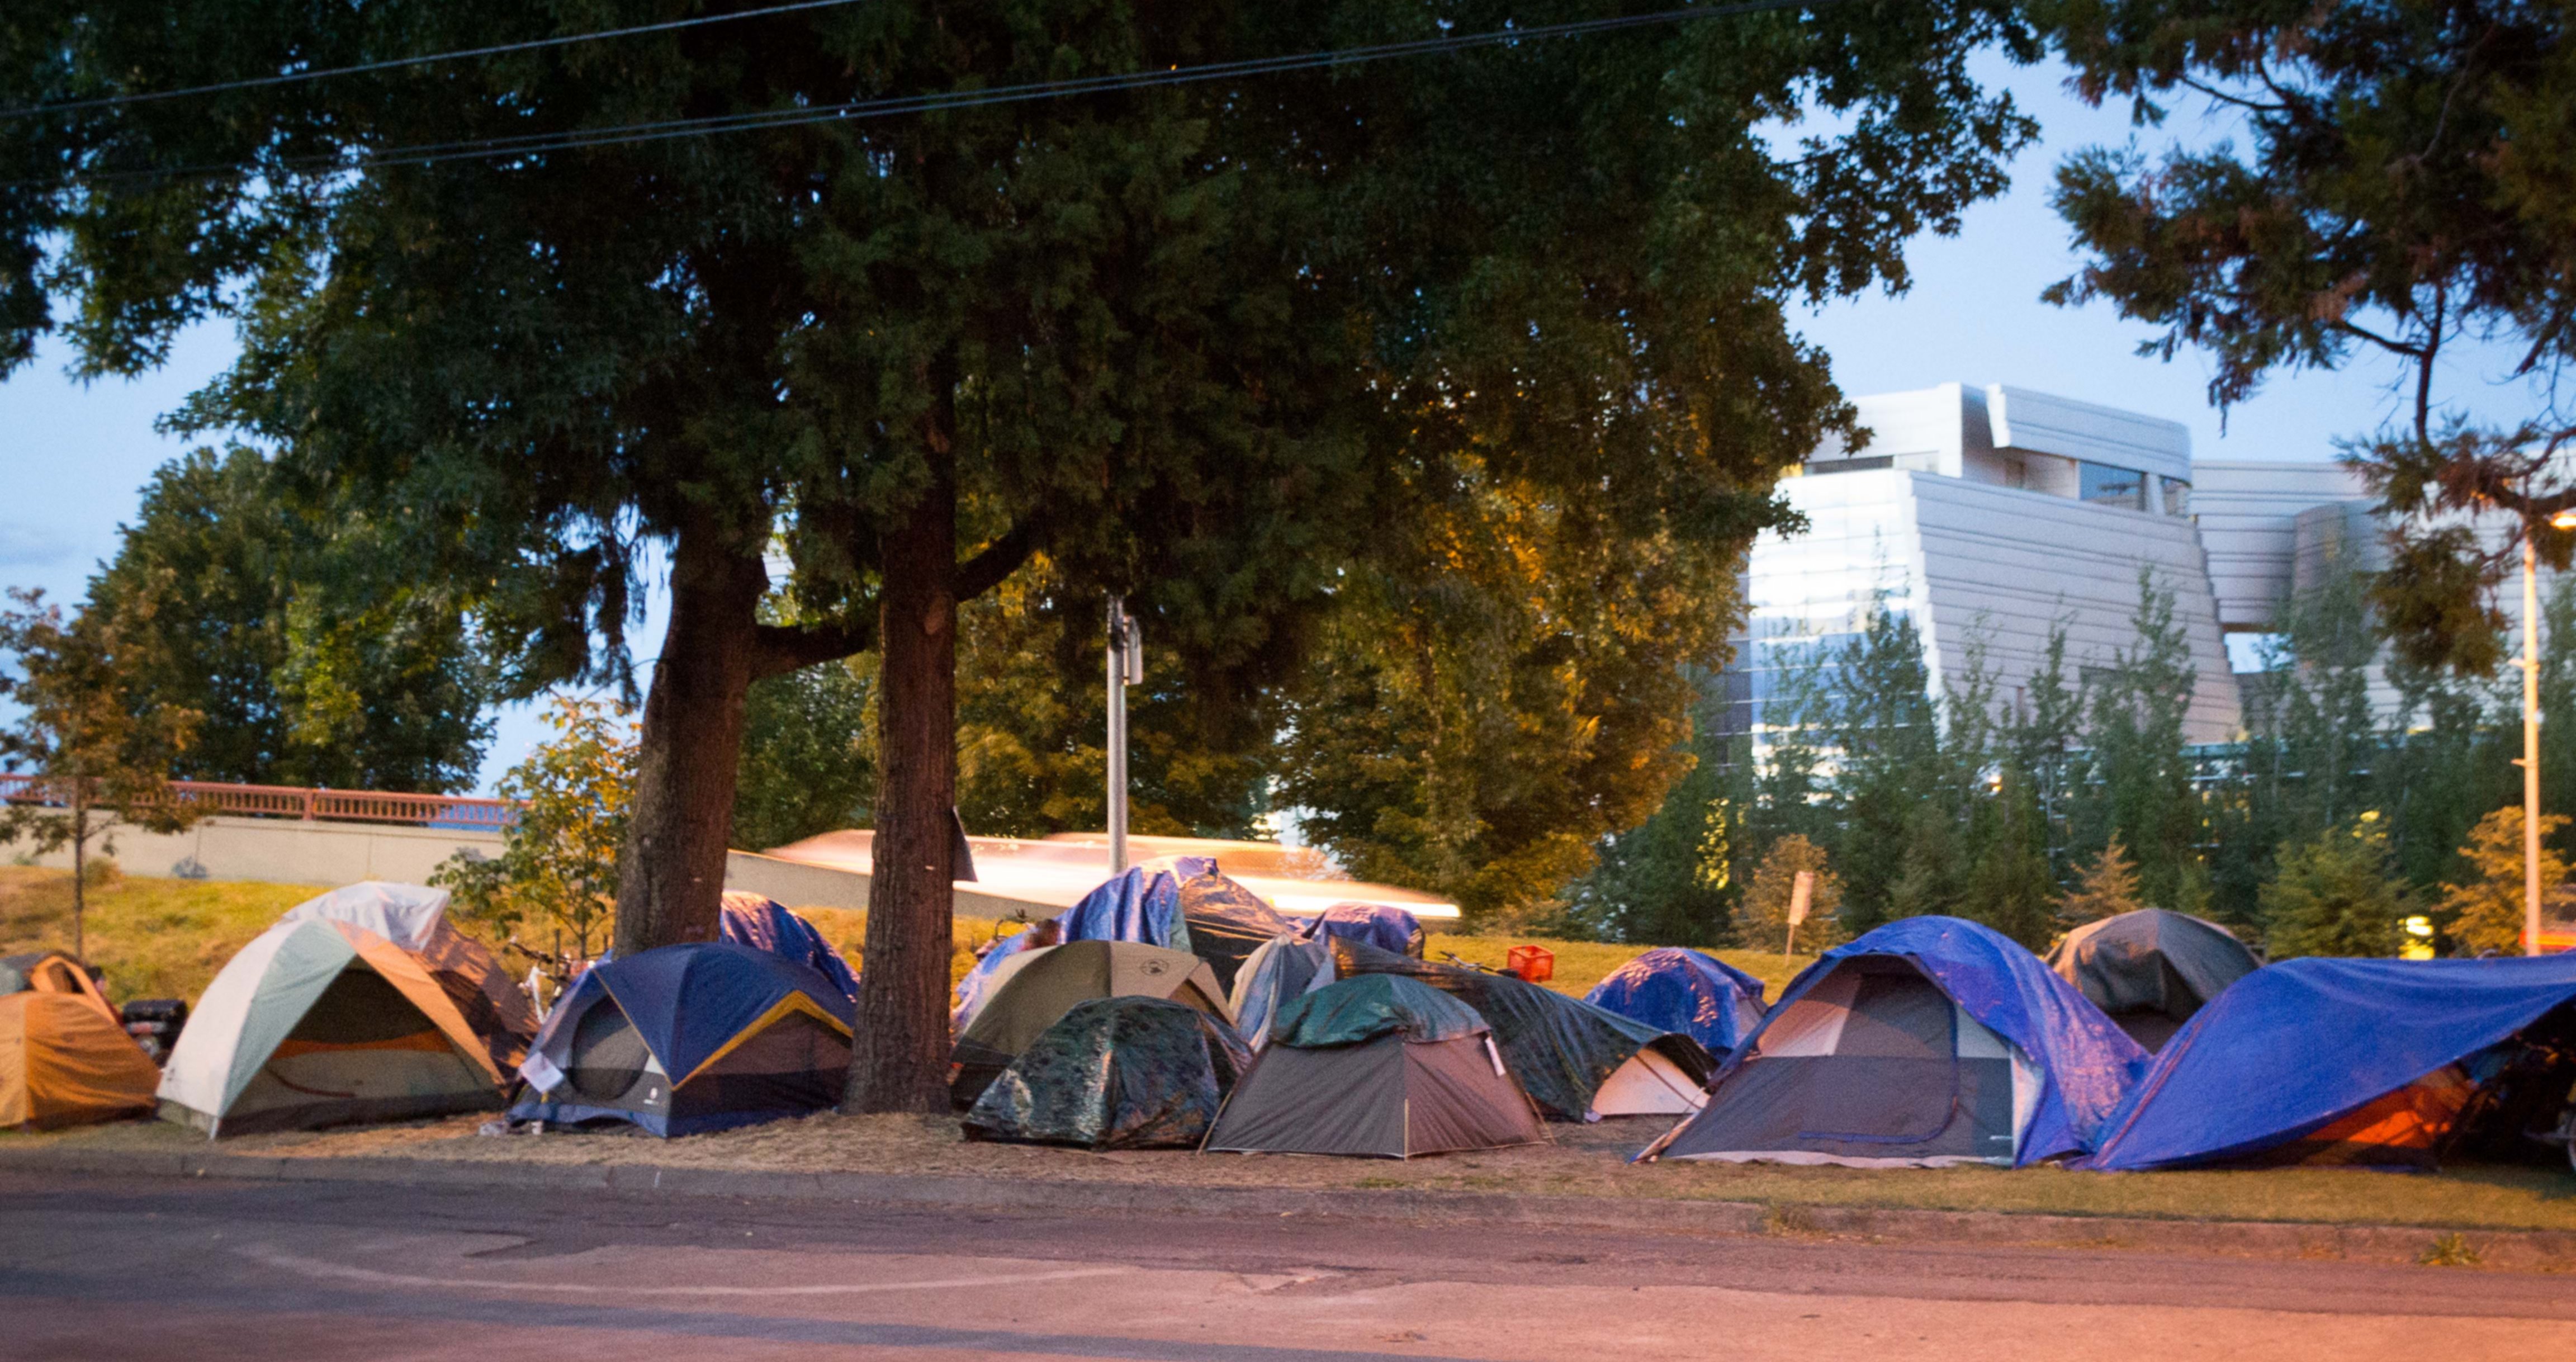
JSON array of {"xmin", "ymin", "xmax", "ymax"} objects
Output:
[
  {"xmin": 1300, "ymin": 903, "xmax": 1426, "ymax": 959},
  {"xmin": 1583, "ymin": 948, "xmax": 1768, "ymax": 1062},
  {"xmin": 1178, "ymin": 872, "xmax": 1297, "ymax": 996},
  {"xmin": 511, "ymin": 943, "xmax": 854, "ymax": 1137},
  {"xmin": 0, "ymin": 950, "xmax": 117, "ymax": 1024},
  {"xmin": 718, "ymin": 891, "xmax": 860, "ymax": 1001},
  {"xmin": 0, "ymin": 991, "xmax": 161, "ymax": 1129},
  {"xmin": 158, "ymin": 919, "xmax": 504, "ymax": 1136},
  {"xmin": 280, "ymin": 881, "xmax": 538, "ymax": 1072},
  {"xmin": 2045, "ymin": 909, "xmax": 2260, "ymax": 1050},
  {"xmin": 2083, "ymin": 954, "xmax": 2576, "ymax": 1171},
  {"xmin": 1332, "ymin": 940, "xmax": 1715, "ymax": 1119},
  {"xmin": 952, "ymin": 857, "xmax": 1206, "ymax": 1030},
  {"xmin": 963, "ymin": 996, "xmax": 1252, "ymax": 1149},
  {"xmin": 951, "ymin": 940, "xmax": 1228, "ymax": 1109},
  {"xmin": 1641, "ymin": 917, "xmax": 2148, "ymax": 1167},
  {"xmin": 1229, "ymin": 935, "xmax": 1335, "ymax": 1049},
  {"xmin": 1203, "ymin": 975, "xmax": 1547, "ymax": 1158}
]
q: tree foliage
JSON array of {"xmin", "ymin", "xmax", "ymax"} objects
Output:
[
  {"xmin": 2433, "ymin": 806, "xmax": 2576, "ymax": 957},
  {"xmin": 0, "ymin": 589, "xmax": 201, "ymax": 957},
  {"xmin": 86, "ymin": 446, "xmax": 494, "ymax": 792},
  {"xmin": 2262, "ymin": 817, "xmax": 2412, "ymax": 960},
  {"xmin": 2043, "ymin": 0, "xmax": 2576, "ymax": 674},
  {"xmin": 1739, "ymin": 831, "xmax": 1846, "ymax": 953},
  {"xmin": 2055, "ymin": 836, "xmax": 2144, "ymax": 929},
  {"xmin": 434, "ymin": 697, "xmax": 635, "ymax": 970}
]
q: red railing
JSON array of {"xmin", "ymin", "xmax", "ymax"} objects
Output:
[{"xmin": 0, "ymin": 774, "xmax": 518, "ymax": 830}]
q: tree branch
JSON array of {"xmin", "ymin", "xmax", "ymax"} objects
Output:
[
  {"xmin": 956, "ymin": 514, "xmax": 1045, "ymax": 603},
  {"xmin": 742, "ymin": 513, "xmax": 1045, "ymax": 680}
]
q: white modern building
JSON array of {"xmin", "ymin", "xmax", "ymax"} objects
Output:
[{"xmin": 1720, "ymin": 382, "xmax": 2246, "ymax": 746}]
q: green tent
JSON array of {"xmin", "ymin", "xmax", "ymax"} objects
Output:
[
  {"xmin": 964, "ymin": 996, "xmax": 1251, "ymax": 1149},
  {"xmin": 1202, "ymin": 975, "xmax": 1547, "ymax": 1159},
  {"xmin": 950, "ymin": 940, "xmax": 1228, "ymax": 1109}
]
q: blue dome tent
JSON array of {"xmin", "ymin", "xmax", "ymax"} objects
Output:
[
  {"xmin": 1584, "ymin": 948, "xmax": 1769, "ymax": 1061},
  {"xmin": 718, "ymin": 892, "xmax": 859, "ymax": 1001}
]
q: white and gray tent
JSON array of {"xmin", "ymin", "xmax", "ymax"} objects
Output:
[{"xmin": 158, "ymin": 919, "xmax": 505, "ymax": 1137}]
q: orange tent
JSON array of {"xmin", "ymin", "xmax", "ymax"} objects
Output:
[{"xmin": 0, "ymin": 991, "xmax": 160, "ymax": 1130}]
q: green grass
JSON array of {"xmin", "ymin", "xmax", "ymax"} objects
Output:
[
  {"xmin": 1427, "ymin": 932, "xmax": 1816, "ymax": 1000},
  {"xmin": 0, "ymin": 866, "xmax": 323, "ymax": 1006}
]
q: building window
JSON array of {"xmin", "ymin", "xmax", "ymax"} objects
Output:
[
  {"xmin": 2079, "ymin": 461, "xmax": 2147, "ymax": 510},
  {"xmin": 1803, "ymin": 455, "xmax": 1894, "ymax": 476}
]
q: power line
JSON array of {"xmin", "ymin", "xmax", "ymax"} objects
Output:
[
  {"xmin": 50, "ymin": 0, "xmax": 1838, "ymax": 188},
  {"xmin": 0, "ymin": 0, "xmax": 871, "ymax": 119}
]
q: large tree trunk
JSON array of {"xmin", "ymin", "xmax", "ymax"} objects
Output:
[
  {"xmin": 613, "ymin": 515, "xmax": 768, "ymax": 955},
  {"xmin": 845, "ymin": 408, "xmax": 960, "ymax": 1113}
]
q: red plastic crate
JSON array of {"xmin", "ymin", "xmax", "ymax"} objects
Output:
[{"xmin": 1505, "ymin": 945, "xmax": 1555, "ymax": 983}]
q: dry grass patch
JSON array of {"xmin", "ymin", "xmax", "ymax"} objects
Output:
[
  {"xmin": 1427, "ymin": 933, "xmax": 1814, "ymax": 1000},
  {"xmin": 0, "ymin": 867, "xmax": 321, "ymax": 1005}
]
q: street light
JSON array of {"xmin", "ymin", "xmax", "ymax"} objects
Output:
[
  {"xmin": 2531, "ymin": 509, "xmax": 2576, "ymax": 958},
  {"xmin": 1105, "ymin": 595, "xmax": 1143, "ymax": 874}
]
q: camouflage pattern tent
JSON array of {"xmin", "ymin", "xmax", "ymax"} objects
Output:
[{"xmin": 963, "ymin": 996, "xmax": 1252, "ymax": 1150}]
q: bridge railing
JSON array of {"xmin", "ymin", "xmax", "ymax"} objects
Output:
[{"xmin": 0, "ymin": 774, "xmax": 518, "ymax": 831}]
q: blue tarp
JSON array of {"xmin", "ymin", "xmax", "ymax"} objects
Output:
[
  {"xmin": 2082, "ymin": 954, "xmax": 2576, "ymax": 1171},
  {"xmin": 1298, "ymin": 903, "xmax": 1426, "ymax": 958},
  {"xmin": 719, "ymin": 892, "xmax": 859, "ymax": 1001},
  {"xmin": 952, "ymin": 857, "xmax": 1208, "ymax": 1028},
  {"xmin": 1700, "ymin": 916, "xmax": 2148, "ymax": 1166},
  {"xmin": 513, "ymin": 943, "xmax": 856, "ymax": 1136},
  {"xmin": 1583, "ymin": 948, "xmax": 1769, "ymax": 1060}
]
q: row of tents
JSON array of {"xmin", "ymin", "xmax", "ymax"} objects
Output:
[{"xmin": 5, "ymin": 860, "xmax": 2572, "ymax": 1177}]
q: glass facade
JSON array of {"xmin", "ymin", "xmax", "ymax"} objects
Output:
[{"xmin": 2078, "ymin": 461, "xmax": 2147, "ymax": 510}]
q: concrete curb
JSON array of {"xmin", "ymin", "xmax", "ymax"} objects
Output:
[{"xmin": 7, "ymin": 1144, "xmax": 2572, "ymax": 1271}]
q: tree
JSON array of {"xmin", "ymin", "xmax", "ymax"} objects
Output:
[
  {"xmin": 1564, "ymin": 715, "xmax": 1739, "ymax": 947},
  {"xmin": 86, "ymin": 446, "xmax": 494, "ymax": 792},
  {"xmin": 11, "ymin": 0, "xmax": 2044, "ymax": 1108},
  {"xmin": 0, "ymin": 590, "xmax": 201, "ymax": 958},
  {"xmin": 2262, "ymin": 817, "xmax": 2412, "ymax": 960},
  {"xmin": 2043, "ymin": 0, "xmax": 2576, "ymax": 674},
  {"xmin": 2077, "ymin": 571, "xmax": 2201, "ymax": 907},
  {"xmin": 434, "ymin": 697, "xmax": 636, "ymax": 971},
  {"xmin": 1739, "ymin": 833, "xmax": 1846, "ymax": 953},
  {"xmin": 1962, "ymin": 766, "xmax": 2058, "ymax": 948},
  {"xmin": 2055, "ymin": 836, "xmax": 2144, "ymax": 929},
  {"xmin": 730, "ymin": 654, "xmax": 875, "ymax": 855},
  {"xmin": 2434, "ymin": 807, "xmax": 2576, "ymax": 957}
]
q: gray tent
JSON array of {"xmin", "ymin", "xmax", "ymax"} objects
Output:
[
  {"xmin": 1202, "ymin": 975, "xmax": 1547, "ymax": 1159},
  {"xmin": 950, "ymin": 941, "xmax": 1228, "ymax": 1109},
  {"xmin": 964, "ymin": 996, "xmax": 1252, "ymax": 1150},
  {"xmin": 2045, "ymin": 909, "xmax": 2260, "ymax": 1050}
]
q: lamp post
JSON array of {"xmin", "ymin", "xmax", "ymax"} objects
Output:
[
  {"xmin": 2536, "ymin": 512, "xmax": 2576, "ymax": 957},
  {"xmin": 1105, "ymin": 595, "xmax": 1142, "ymax": 874}
]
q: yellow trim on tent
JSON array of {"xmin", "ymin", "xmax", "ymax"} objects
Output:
[
  {"xmin": 340, "ymin": 926, "xmax": 505, "ymax": 1086},
  {"xmin": 673, "ymin": 992, "xmax": 853, "ymax": 1089}
]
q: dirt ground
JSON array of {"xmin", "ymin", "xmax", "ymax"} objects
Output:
[{"xmin": 22, "ymin": 1110, "xmax": 2576, "ymax": 1235}]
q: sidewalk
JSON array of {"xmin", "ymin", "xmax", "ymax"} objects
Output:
[{"xmin": 9, "ymin": 1113, "xmax": 2575, "ymax": 1271}]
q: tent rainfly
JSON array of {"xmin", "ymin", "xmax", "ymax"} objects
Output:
[
  {"xmin": 1202, "ymin": 974, "xmax": 1548, "ymax": 1158},
  {"xmin": 1178, "ymin": 872, "xmax": 1298, "ymax": 996},
  {"xmin": 1583, "ymin": 948, "xmax": 1769, "ymax": 1062},
  {"xmin": 2044, "ymin": 909, "xmax": 2260, "ymax": 1051},
  {"xmin": 1229, "ymin": 935, "xmax": 1336, "ymax": 1049},
  {"xmin": 1640, "ymin": 917, "xmax": 2148, "ymax": 1168},
  {"xmin": 952, "ymin": 857, "xmax": 1206, "ymax": 1030},
  {"xmin": 512, "ymin": 943, "xmax": 854, "ymax": 1137},
  {"xmin": 718, "ymin": 891, "xmax": 860, "ymax": 1001},
  {"xmin": 950, "ymin": 940, "xmax": 1228, "ymax": 1109},
  {"xmin": 0, "ymin": 950, "xmax": 118, "ymax": 1024},
  {"xmin": 0, "ymin": 991, "xmax": 162, "ymax": 1130},
  {"xmin": 1331, "ymin": 940, "xmax": 1716, "ymax": 1119},
  {"xmin": 279, "ymin": 881, "xmax": 539, "ymax": 1072},
  {"xmin": 2082, "ymin": 954, "xmax": 2576, "ymax": 1171},
  {"xmin": 964, "ymin": 996, "xmax": 1253, "ymax": 1150},
  {"xmin": 158, "ymin": 919, "xmax": 504, "ymax": 1137}
]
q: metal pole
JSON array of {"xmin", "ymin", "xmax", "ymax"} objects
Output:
[
  {"xmin": 2528, "ymin": 536, "xmax": 2545, "ymax": 957},
  {"xmin": 1107, "ymin": 594, "xmax": 1129, "ymax": 875}
]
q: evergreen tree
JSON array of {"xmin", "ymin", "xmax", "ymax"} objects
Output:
[
  {"xmin": 1739, "ymin": 833, "xmax": 1846, "ymax": 954},
  {"xmin": 2263, "ymin": 817, "xmax": 2413, "ymax": 960},
  {"xmin": 2078, "ymin": 571, "xmax": 2201, "ymax": 907},
  {"xmin": 1962, "ymin": 767, "xmax": 2058, "ymax": 948},
  {"xmin": 1564, "ymin": 715, "xmax": 1737, "ymax": 947},
  {"xmin": 2433, "ymin": 807, "xmax": 2576, "ymax": 957},
  {"xmin": 2055, "ymin": 836, "xmax": 2144, "ymax": 929}
]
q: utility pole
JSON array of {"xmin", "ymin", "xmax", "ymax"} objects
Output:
[
  {"xmin": 2527, "ymin": 533, "xmax": 2545, "ymax": 958},
  {"xmin": 1106, "ymin": 595, "xmax": 1142, "ymax": 874}
]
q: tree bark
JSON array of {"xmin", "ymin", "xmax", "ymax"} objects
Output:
[
  {"xmin": 845, "ymin": 398, "xmax": 960, "ymax": 1113},
  {"xmin": 612, "ymin": 514, "xmax": 769, "ymax": 956}
]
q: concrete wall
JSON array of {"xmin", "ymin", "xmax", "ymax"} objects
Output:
[{"xmin": 17, "ymin": 815, "xmax": 503, "ymax": 888}]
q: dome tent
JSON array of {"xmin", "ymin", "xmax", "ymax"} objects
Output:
[
  {"xmin": 0, "ymin": 990, "xmax": 161, "ymax": 1130},
  {"xmin": 1640, "ymin": 917, "xmax": 2148, "ymax": 1168},
  {"xmin": 0, "ymin": 950, "xmax": 119, "ymax": 1024},
  {"xmin": 2045, "ymin": 909, "xmax": 2260, "ymax": 1051},
  {"xmin": 1583, "ymin": 948, "xmax": 1769, "ymax": 1062},
  {"xmin": 950, "ymin": 940, "xmax": 1228, "ymax": 1110},
  {"xmin": 1228, "ymin": 935, "xmax": 1336, "ymax": 1049},
  {"xmin": 1178, "ymin": 871, "xmax": 1298, "ymax": 996},
  {"xmin": 280, "ymin": 881, "xmax": 538, "ymax": 1073},
  {"xmin": 159, "ymin": 919, "xmax": 504, "ymax": 1137},
  {"xmin": 2082, "ymin": 954, "xmax": 2576, "ymax": 1172},
  {"xmin": 1299, "ymin": 903, "xmax": 1425, "ymax": 958},
  {"xmin": 1202, "ymin": 975, "xmax": 1547, "ymax": 1159},
  {"xmin": 512, "ymin": 943, "xmax": 854, "ymax": 1137},
  {"xmin": 964, "ymin": 996, "xmax": 1252, "ymax": 1150},
  {"xmin": 1330, "ymin": 939, "xmax": 1716, "ymax": 1119},
  {"xmin": 951, "ymin": 857, "xmax": 1205, "ymax": 1031}
]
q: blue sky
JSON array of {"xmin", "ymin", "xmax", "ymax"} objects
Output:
[{"xmin": 0, "ymin": 55, "xmax": 2534, "ymax": 792}]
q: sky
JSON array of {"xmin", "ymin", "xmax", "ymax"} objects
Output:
[{"xmin": 0, "ymin": 55, "xmax": 2539, "ymax": 794}]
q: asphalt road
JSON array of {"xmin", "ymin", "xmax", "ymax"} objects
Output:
[{"xmin": 1, "ymin": 1170, "xmax": 2568, "ymax": 1361}]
